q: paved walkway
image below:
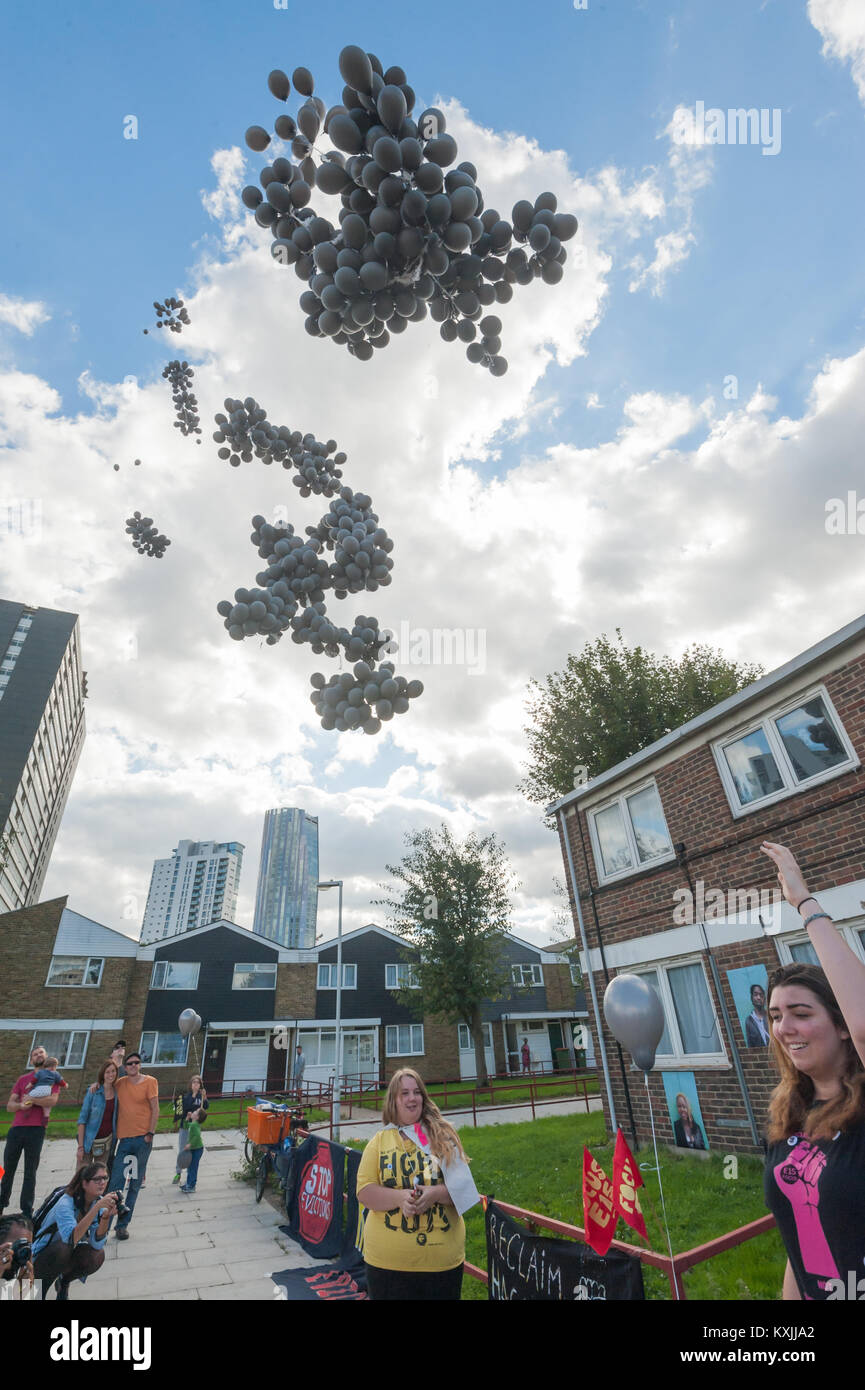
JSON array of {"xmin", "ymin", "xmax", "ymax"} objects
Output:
[
  {"xmin": 34, "ymin": 1129, "xmax": 320, "ymax": 1301},
  {"xmin": 333, "ymin": 1093, "xmax": 603, "ymax": 1140}
]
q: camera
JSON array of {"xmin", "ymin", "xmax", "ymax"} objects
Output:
[
  {"xmin": 111, "ymin": 1191, "xmax": 130, "ymax": 1221},
  {"xmin": 10, "ymin": 1239, "xmax": 31, "ymax": 1272}
]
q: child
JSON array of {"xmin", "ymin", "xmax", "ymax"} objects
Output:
[
  {"xmin": 179, "ymin": 1108, "xmax": 204, "ymax": 1193},
  {"xmin": 22, "ymin": 1057, "xmax": 68, "ymax": 1106}
]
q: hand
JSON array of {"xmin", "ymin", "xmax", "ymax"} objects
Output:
[
  {"xmin": 144, "ymin": 1133, "xmax": 153, "ymax": 1145},
  {"xmin": 393, "ymin": 1188, "xmax": 420, "ymax": 1218},
  {"xmin": 410, "ymin": 1184, "xmax": 438, "ymax": 1214},
  {"xmin": 760, "ymin": 842, "xmax": 812, "ymax": 910},
  {"xmin": 0, "ymin": 1242, "xmax": 13, "ymax": 1275}
]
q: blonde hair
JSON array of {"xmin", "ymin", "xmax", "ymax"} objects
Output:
[{"xmin": 383, "ymin": 1068, "xmax": 468, "ymax": 1163}]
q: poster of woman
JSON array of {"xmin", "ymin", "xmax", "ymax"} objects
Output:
[
  {"xmin": 727, "ymin": 963, "xmax": 770, "ymax": 1047},
  {"xmin": 662, "ymin": 1072, "xmax": 709, "ymax": 1151}
]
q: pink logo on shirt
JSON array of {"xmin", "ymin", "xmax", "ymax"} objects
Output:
[{"xmin": 413, "ymin": 1122, "xmax": 429, "ymax": 1147}]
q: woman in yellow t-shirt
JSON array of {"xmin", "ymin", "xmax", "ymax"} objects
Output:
[{"xmin": 357, "ymin": 1067, "xmax": 477, "ymax": 1301}]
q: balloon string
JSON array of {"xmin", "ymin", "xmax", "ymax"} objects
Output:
[{"xmin": 645, "ymin": 1071, "xmax": 681, "ymax": 1300}]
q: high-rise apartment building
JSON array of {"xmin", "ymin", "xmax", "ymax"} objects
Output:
[
  {"xmin": 139, "ymin": 839, "xmax": 244, "ymax": 942},
  {"xmin": 0, "ymin": 600, "xmax": 86, "ymax": 914},
  {"xmin": 252, "ymin": 808, "xmax": 319, "ymax": 949}
]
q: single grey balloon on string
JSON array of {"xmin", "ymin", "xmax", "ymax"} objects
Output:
[{"xmin": 602, "ymin": 974, "xmax": 665, "ymax": 1072}]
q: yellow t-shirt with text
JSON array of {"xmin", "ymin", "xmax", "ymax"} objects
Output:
[{"xmin": 356, "ymin": 1128, "xmax": 465, "ymax": 1272}]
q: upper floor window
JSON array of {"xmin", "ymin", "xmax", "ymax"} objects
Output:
[
  {"xmin": 589, "ymin": 781, "xmax": 674, "ymax": 884},
  {"xmin": 232, "ymin": 962, "xmax": 277, "ymax": 990},
  {"xmin": 317, "ymin": 963, "xmax": 357, "ymax": 989},
  {"xmin": 775, "ymin": 922, "xmax": 865, "ymax": 970},
  {"xmin": 714, "ymin": 687, "xmax": 856, "ymax": 818},
  {"xmin": 569, "ymin": 962, "xmax": 583, "ymax": 987},
  {"xmin": 385, "ymin": 963, "xmax": 420, "ymax": 989},
  {"xmin": 512, "ymin": 963, "xmax": 543, "ymax": 987},
  {"xmin": 151, "ymin": 961, "xmax": 200, "ymax": 990},
  {"xmin": 45, "ymin": 956, "xmax": 104, "ymax": 988}
]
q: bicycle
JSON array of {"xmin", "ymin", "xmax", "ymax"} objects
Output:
[{"xmin": 245, "ymin": 1102, "xmax": 308, "ymax": 1205}]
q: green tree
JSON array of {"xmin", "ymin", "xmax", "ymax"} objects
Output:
[
  {"xmin": 520, "ymin": 629, "xmax": 762, "ymax": 810},
  {"xmin": 375, "ymin": 825, "xmax": 520, "ymax": 1086}
]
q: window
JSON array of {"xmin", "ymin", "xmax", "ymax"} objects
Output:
[
  {"xmin": 30, "ymin": 1030, "xmax": 88, "ymax": 1068},
  {"xmin": 232, "ymin": 962, "xmax": 277, "ymax": 990},
  {"xmin": 385, "ymin": 1024, "xmax": 424, "ymax": 1057},
  {"xmin": 589, "ymin": 781, "xmax": 674, "ymax": 883},
  {"xmin": 150, "ymin": 961, "xmax": 200, "ymax": 990},
  {"xmin": 45, "ymin": 956, "xmax": 104, "ymax": 988},
  {"xmin": 776, "ymin": 922, "xmax": 865, "ymax": 968},
  {"xmin": 511, "ymin": 963, "xmax": 543, "ymax": 987},
  {"xmin": 317, "ymin": 963, "xmax": 357, "ymax": 989},
  {"xmin": 139, "ymin": 1031, "xmax": 189, "ymax": 1066},
  {"xmin": 458, "ymin": 1023, "xmax": 492, "ymax": 1050},
  {"xmin": 632, "ymin": 960, "xmax": 724, "ymax": 1063},
  {"xmin": 385, "ymin": 963, "xmax": 420, "ymax": 989},
  {"xmin": 714, "ymin": 688, "xmax": 855, "ymax": 817},
  {"xmin": 569, "ymin": 962, "xmax": 583, "ymax": 988},
  {"xmin": 298, "ymin": 1030, "xmax": 336, "ymax": 1066}
]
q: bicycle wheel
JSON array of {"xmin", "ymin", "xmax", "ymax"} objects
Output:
[
  {"xmin": 244, "ymin": 1137, "xmax": 256, "ymax": 1165},
  {"xmin": 255, "ymin": 1153, "xmax": 269, "ymax": 1203}
]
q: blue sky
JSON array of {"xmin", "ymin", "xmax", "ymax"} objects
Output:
[{"xmin": 1, "ymin": 0, "xmax": 864, "ymax": 943}]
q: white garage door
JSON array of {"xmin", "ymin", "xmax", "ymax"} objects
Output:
[{"xmin": 224, "ymin": 1033, "xmax": 269, "ymax": 1092}]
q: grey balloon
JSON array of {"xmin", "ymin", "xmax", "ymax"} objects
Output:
[
  {"xmin": 178, "ymin": 1008, "xmax": 200, "ymax": 1039},
  {"xmin": 602, "ymin": 973, "xmax": 665, "ymax": 1071}
]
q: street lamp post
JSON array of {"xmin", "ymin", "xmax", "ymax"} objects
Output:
[{"xmin": 317, "ymin": 879, "xmax": 343, "ymax": 1140}]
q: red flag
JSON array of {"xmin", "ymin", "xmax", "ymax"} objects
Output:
[
  {"xmin": 612, "ymin": 1129, "xmax": 648, "ymax": 1241},
  {"xmin": 582, "ymin": 1147, "xmax": 617, "ymax": 1255}
]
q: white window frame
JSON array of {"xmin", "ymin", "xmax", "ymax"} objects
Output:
[
  {"xmin": 139, "ymin": 1031, "xmax": 190, "ymax": 1066},
  {"xmin": 150, "ymin": 961, "xmax": 200, "ymax": 990},
  {"xmin": 511, "ymin": 963, "xmax": 543, "ymax": 987},
  {"xmin": 45, "ymin": 956, "xmax": 104, "ymax": 988},
  {"xmin": 458, "ymin": 1022, "xmax": 492, "ymax": 1050},
  {"xmin": 29, "ymin": 1029, "xmax": 89, "ymax": 1069},
  {"xmin": 385, "ymin": 963, "xmax": 420, "ymax": 989},
  {"xmin": 630, "ymin": 956, "xmax": 727, "ymax": 1067},
  {"xmin": 587, "ymin": 778, "xmax": 676, "ymax": 885},
  {"xmin": 775, "ymin": 920, "xmax": 865, "ymax": 968},
  {"xmin": 231, "ymin": 962, "xmax": 277, "ymax": 990},
  {"xmin": 712, "ymin": 684, "xmax": 857, "ymax": 820},
  {"xmin": 317, "ymin": 962, "xmax": 357, "ymax": 990},
  {"xmin": 569, "ymin": 962, "xmax": 583, "ymax": 987},
  {"xmin": 385, "ymin": 1024, "xmax": 424, "ymax": 1057}
]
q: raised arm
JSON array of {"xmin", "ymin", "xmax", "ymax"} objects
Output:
[{"xmin": 761, "ymin": 842, "xmax": 865, "ymax": 1067}]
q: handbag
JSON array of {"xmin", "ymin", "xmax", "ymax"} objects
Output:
[
  {"xmin": 89, "ymin": 1136, "xmax": 113, "ymax": 1162},
  {"xmin": 177, "ymin": 1149, "xmax": 192, "ymax": 1170}
]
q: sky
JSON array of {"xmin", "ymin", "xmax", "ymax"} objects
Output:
[{"xmin": 1, "ymin": 0, "xmax": 863, "ymax": 948}]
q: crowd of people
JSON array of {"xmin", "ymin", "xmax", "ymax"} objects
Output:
[
  {"xmin": 0, "ymin": 1041, "xmax": 208, "ymax": 1300},
  {"xmin": 2, "ymin": 838, "xmax": 864, "ymax": 1303}
]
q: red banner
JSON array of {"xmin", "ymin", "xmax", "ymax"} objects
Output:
[
  {"xmin": 612, "ymin": 1130, "xmax": 648, "ymax": 1242},
  {"xmin": 582, "ymin": 1147, "xmax": 617, "ymax": 1255}
]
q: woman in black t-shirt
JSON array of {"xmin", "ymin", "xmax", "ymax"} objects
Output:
[{"xmin": 761, "ymin": 842, "xmax": 865, "ymax": 1301}]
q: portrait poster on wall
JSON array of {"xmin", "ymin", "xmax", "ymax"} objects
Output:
[
  {"xmin": 727, "ymin": 963, "xmax": 770, "ymax": 1047},
  {"xmin": 662, "ymin": 1070, "xmax": 709, "ymax": 1151}
]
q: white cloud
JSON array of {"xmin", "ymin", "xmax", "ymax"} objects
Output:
[
  {"xmin": 0, "ymin": 293, "xmax": 50, "ymax": 336},
  {"xmin": 809, "ymin": 0, "xmax": 865, "ymax": 106},
  {"xmin": 3, "ymin": 104, "xmax": 864, "ymax": 951}
]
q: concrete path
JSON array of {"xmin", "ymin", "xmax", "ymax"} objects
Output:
[
  {"xmin": 330, "ymin": 1093, "xmax": 603, "ymax": 1141},
  {"xmin": 34, "ymin": 1130, "xmax": 321, "ymax": 1301}
]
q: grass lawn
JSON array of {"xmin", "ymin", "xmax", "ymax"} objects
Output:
[
  {"xmin": 348, "ymin": 1073, "xmax": 599, "ymax": 1114},
  {"xmin": 351, "ymin": 1112, "xmax": 785, "ymax": 1302},
  {"xmin": 2, "ymin": 1096, "xmax": 327, "ymax": 1142}
]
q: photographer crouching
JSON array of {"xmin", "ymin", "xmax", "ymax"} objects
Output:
[
  {"xmin": 31, "ymin": 1162, "xmax": 120, "ymax": 1299},
  {"xmin": 0, "ymin": 1214, "xmax": 35, "ymax": 1298}
]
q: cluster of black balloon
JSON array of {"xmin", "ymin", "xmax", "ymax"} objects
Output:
[
  {"xmin": 310, "ymin": 660, "xmax": 423, "ymax": 734},
  {"xmin": 144, "ymin": 297, "xmax": 190, "ymax": 334},
  {"xmin": 212, "ymin": 396, "xmax": 345, "ymax": 497},
  {"xmin": 126, "ymin": 511, "xmax": 171, "ymax": 558},
  {"xmin": 162, "ymin": 360, "xmax": 202, "ymax": 439},
  {"xmin": 215, "ymin": 398, "xmax": 421, "ymax": 732},
  {"xmin": 241, "ymin": 45, "xmax": 578, "ymax": 374}
]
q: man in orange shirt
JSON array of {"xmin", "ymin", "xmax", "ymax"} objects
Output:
[{"xmin": 110, "ymin": 1052, "xmax": 159, "ymax": 1240}]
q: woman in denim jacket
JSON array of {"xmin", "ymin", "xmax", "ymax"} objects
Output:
[{"xmin": 76, "ymin": 1059, "xmax": 119, "ymax": 1170}]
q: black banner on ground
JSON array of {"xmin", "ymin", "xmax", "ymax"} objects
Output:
[
  {"xmin": 286, "ymin": 1136, "xmax": 346, "ymax": 1259},
  {"xmin": 485, "ymin": 1200, "xmax": 645, "ymax": 1301},
  {"xmin": 343, "ymin": 1146, "xmax": 365, "ymax": 1258}
]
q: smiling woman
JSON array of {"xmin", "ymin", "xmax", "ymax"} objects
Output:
[{"xmin": 760, "ymin": 842, "xmax": 865, "ymax": 1302}]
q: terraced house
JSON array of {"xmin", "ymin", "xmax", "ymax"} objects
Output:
[{"xmin": 550, "ymin": 612, "xmax": 865, "ymax": 1155}]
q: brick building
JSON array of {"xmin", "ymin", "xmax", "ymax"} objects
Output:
[
  {"xmin": 1, "ymin": 905, "xmax": 586, "ymax": 1106},
  {"xmin": 548, "ymin": 613, "xmax": 865, "ymax": 1155}
]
